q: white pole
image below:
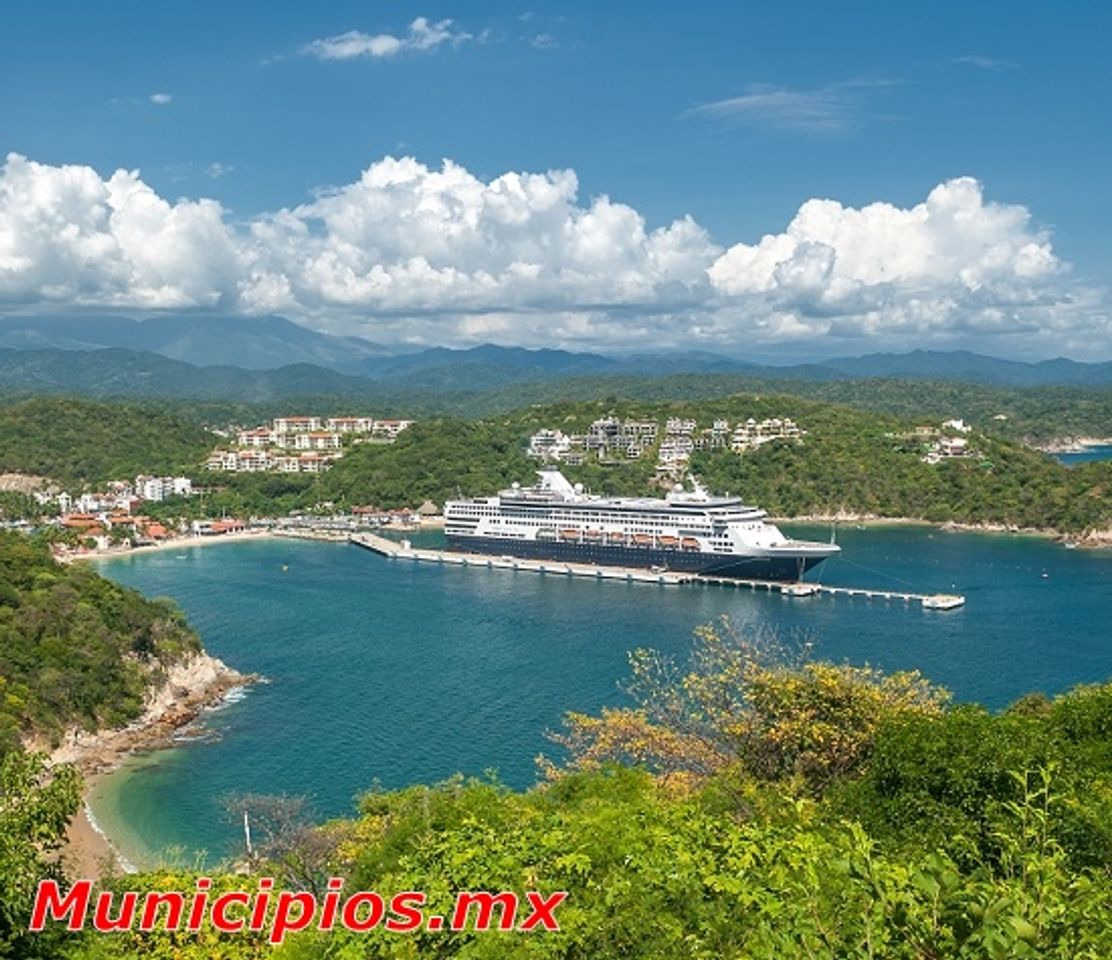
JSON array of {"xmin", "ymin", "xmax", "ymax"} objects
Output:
[{"xmin": 243, "ymin": 809, "xmax": 253, "ymax": 860}]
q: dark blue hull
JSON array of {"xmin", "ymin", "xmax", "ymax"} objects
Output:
[{"xmin": 446, "ymin": 535, "xmax": 829, "ymax": 581}]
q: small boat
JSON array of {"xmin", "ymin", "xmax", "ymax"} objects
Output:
[
  {"xmin": 583, "ymin": 529, "xmax": 603, "ymax": 541},
  {"xmin": 657, "ymin": 535, "xmax": 680, "ymax": 549},
  {"xmin": 536, "ymin": 528, "xmax": 557, "ymax": 540},
  {"xmin": 680, "ymin": 537, "xmax": 700, "ymax": 551},
  {"xmin": 633, "ymin": 533, "xmax": 652, "ymax": 547},
  {"xmin": 560, "ymin": 528, "xmax": 580, "ymax": 541},
  {"xmin": 608, "ymin": 531, "xmax": 627, "ymax": 544}
]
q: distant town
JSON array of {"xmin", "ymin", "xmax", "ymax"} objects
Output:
[
  {"xmin": 206, "ymin": 415, "xmax": 413, "ymax": 473},
  {"xmin": 528, "ymin": 414, "xmax": 805, "ymax": 480},
  {"xmin": 5, "ymin": 409, "xmax": 995, "ymax": 557}
]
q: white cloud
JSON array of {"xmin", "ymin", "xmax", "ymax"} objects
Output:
[
  {"xmin": 302, "ymin": 17, "xmax": 471, "ymax": 61},
  {"xmin": 688, "ymin": 79, "xmax": 895, "ymax": 135},
  {"xmin": 0, "ymin": 154, "xmax": 240, "ymax": 309},
  {"xmin": 149, "ymin": 92, "xmax": 173, "ymax": 105},
  {"xmin": 0, "ymin": 152, "xmax": 1105, "ymax": 356},
  {"xmin": 953, "ymin": 55, "xmax": 1019, "ymax": 71}
]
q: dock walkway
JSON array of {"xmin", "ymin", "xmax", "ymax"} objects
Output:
[{"xmin": 349, "ymin": 533, "xmax": 965, "ymax": 609}]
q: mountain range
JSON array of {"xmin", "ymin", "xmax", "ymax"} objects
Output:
[{"xmin": 0, "ymin": 314, "xmax": 1110, "ymax": 392}]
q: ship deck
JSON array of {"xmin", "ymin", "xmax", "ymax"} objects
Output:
[{"xmin": 350, "ymin": 533, "xmax": 965, "ymax": 609}]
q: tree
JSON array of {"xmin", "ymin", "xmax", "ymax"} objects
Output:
[
  {"xmin": 545, "ymin": 618, "xmax": 949, "ymax": 798},
  {"xmin": 0, "ymin": 752, "xmax": 80, "ymax": 959},
  {"xmin": 221, "ymin": 793, "xmax": 350, "ymax": 898}
]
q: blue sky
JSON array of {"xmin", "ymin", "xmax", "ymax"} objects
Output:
[{"xmin": 1, "ymin": 1, "xmax": 1109, "ymax": 358}]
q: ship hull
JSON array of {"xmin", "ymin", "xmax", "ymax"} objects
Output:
[{"xmin": 446, "ymin": 534, "xmax": 831, "ymax": 581}]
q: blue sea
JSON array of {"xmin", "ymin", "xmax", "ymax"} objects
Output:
[
  {"xmin": 89, "ymin": 527, "xmax": 1111, "ymax": 869},
  {"xmin": 1055, "ymin": 443, "xmax": 1112, "ymax": 466}
]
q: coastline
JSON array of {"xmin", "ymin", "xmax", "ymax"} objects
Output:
[
  {"xmin": 66, "ymin": 527, "xmax": 275, "ymax": 563},
  {"xmin": 66, "ymin": 518, "xmax": 446, "ymax": 563},
  {"xmin": 37, "ymin": 650, "xmax": 258, "ymax": 877},
  {"xmin": 43, "ymin": 508, "xmax": 1108, "ymax": 876},
  {"xmin": 776, "ymin": 514, "xmax": 1112, "ymax": 550},
  {"xmin": 1031, "ymin": 436, "xmax": 1112, "ymax": 454}
]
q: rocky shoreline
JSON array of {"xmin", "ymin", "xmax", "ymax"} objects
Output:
[
  {"xmin": 32, "ymin": 651, "xmax": 258, "ymax": 876},
  {"xmin": 38, "ymin": 651, "xmax": 256, "ymax": 777},
  {"xmin": 776, "ymin": 513, "xmax": 1111, "ymax": 549},
  {"xmin": 1032, "ymin": 436, "xmax": 1112, "ymax": 454}
]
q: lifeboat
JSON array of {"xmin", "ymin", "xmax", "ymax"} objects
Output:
[
  {"xmin": 657, "ymin": 535, "xmax": 680, "ymax": 549},
  {"xmin": 633, "ymin": 533, "xmax": 652, "ymax": 547},
  {"xmin": 583, "ymin": 529, "xmax": 603, "ymax": 541},
  {"xmin": 536, "ymin": 528, "xmax": 557, "ymax": 540},
  {"xmin": 560, "ymin": 528, "xmax": 581, "ymax": 541},
  {"xmin": 608, "ymin": 531, "xmax": 626, "ymax": 543},
  {"xmin": 681, "ymin": 537, "xmax": 700, "ymax": 551}
]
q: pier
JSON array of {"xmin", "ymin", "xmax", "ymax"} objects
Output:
[{"xmin": 349, "ymin": 533, "xmax": 965, "ymax": 610}]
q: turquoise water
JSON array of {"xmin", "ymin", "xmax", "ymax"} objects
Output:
[
  {"xmin": 1056, "ymin": 444, "xmax": 1112, "ymax": 466},
  {"xmin": 91, "ymin": 528, "xmax": 1111, "ymax": 868}
]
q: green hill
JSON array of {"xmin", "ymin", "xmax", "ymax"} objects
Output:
[
  {"xmin": 316, "ymin": 395, "xmax": 1110, "ymax": 533},
  {"xmin": 0, "ymin": 397, "xmax": 213, "ymax": 485},
  {"xmin": 0, "ymin": 533, "xmax": 199, "ymax": 757}
]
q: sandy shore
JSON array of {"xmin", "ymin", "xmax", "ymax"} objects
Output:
[
  {"xmin": 35, "ymin": 651, "xmax": 257, "ymax": 878},
  {"xmin": 66, "ymin": 527, "xmax": 276, "ymax": 562},
  {"xmin": 62, "ymin": 787, "xmax": 122, "ymax": 878},
  {"xmin": 67, "ymin": 519, "xmax": 446, "ymax": 561}
]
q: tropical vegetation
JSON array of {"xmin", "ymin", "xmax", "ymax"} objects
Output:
[
  {"xmin": 16, "ymin": 618, "xmax": 1108, "ymax": 959},
  {"xmin": 0, "ymin": 532, "xmax": 199, "ymax": 758}
]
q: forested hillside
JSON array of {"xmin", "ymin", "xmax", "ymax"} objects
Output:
[
  {"xmin": 461, "ymin": 375, "xmax": 1112, "ymax": 442},
  {"xmin": 311, "ymin": 396, "xmax": 1110, "ymax": 533},
  {"xmin": 0, "ymin": 397, "xmax": 212, "ymax": 485},
  {"xmin": 2, "ymin": 390, "xmax": 1108, "ymax": 533},
  {"xmin": 0, "ymin": 533, "xmax": 199, "ymax": 757}
]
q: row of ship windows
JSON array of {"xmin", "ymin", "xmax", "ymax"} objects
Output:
[
  {"xmin": 453, "ymin": 507, "xmax": 751, "ymax": 524},
  {"xmin": 454, "ymin": 508, "xmax": 760, "ymax": 527},
  {"xmin": 482, "ymin": 520, "xmax": 719, "ymax": 534}
]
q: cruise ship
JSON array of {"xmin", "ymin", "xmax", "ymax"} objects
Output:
[{"xmin": 444, "ymin": 469, "xmax": 840, "ymax": 581}]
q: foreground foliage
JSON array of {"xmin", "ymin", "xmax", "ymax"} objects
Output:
[
  {"xmin": 0, "ymin": 751, "xmax": 80, "ymax": 959},
  {"xmin": 50, "ymin": 622, "xmax": 1112, "ymax": 959}
]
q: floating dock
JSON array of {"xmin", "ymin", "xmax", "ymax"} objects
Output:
[{"xmin": 350, "ymin": 533, "xmax": 965, "ymax": 610}]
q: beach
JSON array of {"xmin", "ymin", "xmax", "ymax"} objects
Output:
[
  {"xmin": 37, "ymin": 650, "xmax": 256, "ymax": 878},
  {"xmin": 63, "ymin": 788, "xmax": 121, "ymax": 878},
  {"xmin": 64, "ymin": 527, "xmax": 275, "ymax": 562}
]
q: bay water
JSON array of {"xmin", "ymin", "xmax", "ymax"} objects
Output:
[
  {"xmin": 1055, "ymin": 443, "xmax": 1112, "ymax": 466},
  {"xmin": 89, "ymin": 526, "xmax": 1111, "ymax": 869}
]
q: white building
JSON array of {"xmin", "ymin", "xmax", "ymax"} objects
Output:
[
  {"xmin": 293, "ymin": 432, "xmax": 342, "ymax": 451},
  {"xmin": 134, "ymin": 475, "xmax": 195, "ymax": 501},
  {"xmin": 326, "ymin": 417, "xmax": 375, "ymax": 433},
  {"xmin": 528, "ymin": 429, "xmax": 572, "ymax": 461},
  {"xmin": 237, "ymin": 428, "xmax": 277, "ymax": 447},
  {"xmin": 731, "ymin": 417, "xmax": 803, "ymax": 452},
  {"xmin": 942, "ymin": 418, "xmax": 972, "ymax": 433},
  {"xmin": 273, "ymin": 416, "xmax": 322, "ymax": 434},
  {"xmin": 372, "ymin": 420, "xmax": 413, "ymax": 439}
]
